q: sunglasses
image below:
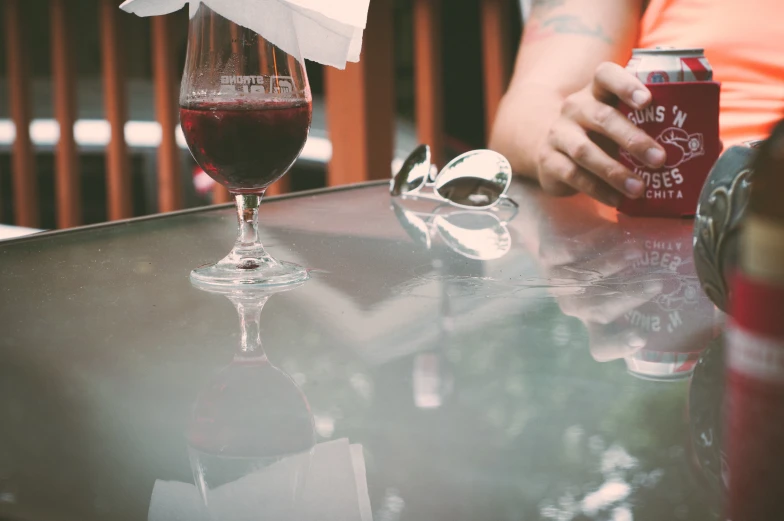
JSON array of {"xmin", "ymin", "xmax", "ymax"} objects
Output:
[
  {"xmin": 391, "ymin": 198, "xmax": 516, "ymax": 260},
  {"xmin": 390, "ymin": 145, "xmax": 517, "ymax": 209}
]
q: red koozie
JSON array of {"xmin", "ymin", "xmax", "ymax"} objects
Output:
[
  {"xmin": 725, "ymin": 273, "xmax": 784, "ymax": 521},
  {"xmin": 617, "ymin": 82, "xmax": 721, "ymax": 217}
]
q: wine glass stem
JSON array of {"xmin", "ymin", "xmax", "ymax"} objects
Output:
[
  {"xmin": 235, "ymin": 193, "xmax": 263, "ymax": 248},
  {"xmin": 226, "ymin": 192, "xmax": 276, "ymax": 267},
  {"xmin": 231, "ymin": 296, "xmax": 270, "ymax": 357}
]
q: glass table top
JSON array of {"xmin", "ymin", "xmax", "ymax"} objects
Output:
[{"xmin": 0, "ymin": 181, "xmax": 725, "ymax": 521}]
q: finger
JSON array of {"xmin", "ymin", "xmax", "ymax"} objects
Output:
[
  {"xmin": 535, "ymin": 148, "xmax": 576, "ymax": 197},
  {"xmin": 571, "ymin": 99, "xmax": 667, "ymax": 168},
  {"xmin": 539, "ymin": 149, "xmax": 623, "ymax": 207},
  {"xmin": 587, "ymin": 322, "xmax": 647, "ymax": 362},
  {"xmin": 539, "ymin": 224, "xmax": 622, "ymax": 268},
  {"xmin": 549, "ymin": 123, "xmax": 646, "ymax": 198},
  {"xmin": 571, "ymin": 97, "xmax": 666, "ymax": 169},
  {"xmin": 557, "ymin": 278, "xmax": 662, "ymax": 325},
  {"xmin": 593, "ymin": 62, "xmax": 651, "ymax": 109},
  {"xmin": 558, "ymin": 288, "xmax": 650, "ymax": 325},
  {"xmin": 566, "ymin": 240, "xmax": 644, "ymax": 278},
  {"xmin": 543, "ymin": 234, "xmax": 641, "ymax": 280}
]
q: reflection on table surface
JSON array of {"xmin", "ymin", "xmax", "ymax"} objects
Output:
[
  {"xmin": 148, "ymin": 282, "xmax": 371, "ymax": 521},
  {"xmin": 0, "ymin": 181, "xmax": 725, "ymax": 521}
]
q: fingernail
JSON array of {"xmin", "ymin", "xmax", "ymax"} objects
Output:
[
  {"xmin": 624, "ymin": 177, "xmax": 644, "ymax": 197},
  {"xmin": 632, "ymin": 89, "xmax": 650, "ymax": 107},
  {"xmin": 625, "ymin": 332, "xmax": 646, "ymax": 350},
  {"xmin": 644, "ymin": 147, "xmax": 666, "ymax": 167}
]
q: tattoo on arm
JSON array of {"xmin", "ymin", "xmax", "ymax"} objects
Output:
[
  {"xmin": 531, "ymin": 0, "xmax": 566, "ymax": 12},
  {"xmin": 527, "ymin": 1, "xmax": 615, "ymax": 45},
  {"xmin": 542, "ymin": 15, "xmax": 614, "ymax": 44}
]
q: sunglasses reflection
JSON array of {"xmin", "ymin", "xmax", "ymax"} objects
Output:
[
  {"xmin": 147, "ymin": 281, "xmax": 372, "ymax": 521},
  {"xmin": 391, "ymin": 198, "xmax": 515, "ymax": 261},
  {"xmin": 515, "ymin": 194, "xmax": 721, "ymax": 381}
]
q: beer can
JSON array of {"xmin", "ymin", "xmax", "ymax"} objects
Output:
[
  {"xmin": 625, "ymin": 47, "xmax": 713, "ymax": 83},
  {"xmin": 617, "ymin": 47, "xmax": 720, "ymax": 217}
]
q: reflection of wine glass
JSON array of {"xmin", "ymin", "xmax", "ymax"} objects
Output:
[
  {"xmin": 180, "ymin": 4, "xmax": 312, "ymax": 287},
  {"xmin": 188, "ymin": 280, "xmax": 315, "ymax": 520}
]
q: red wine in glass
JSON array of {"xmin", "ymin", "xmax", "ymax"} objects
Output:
[{"xmin": 180, "ymin": 99, "xmax": 312, "ymax": 193}]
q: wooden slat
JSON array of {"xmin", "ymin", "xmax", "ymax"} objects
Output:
[
  {"xmin": 413, "ymin": 0, "xmax": 444, "ymax": 168},
  {"xmin": 4, "ymin": 0, "xmax": 39, "ymax": 227},
  {"xmin": 324, "ymin": 0, "xmax": 394, "ymax": 185},
  {"xmin": 100, "ymin": 0, "xmax": 132, "ymax": 220},
  {"xmin": 480, "ymin": 0, "xmax": 512, "ymax": 143},
  {"xmin": 152, "ymin": 15, "xmax": 182, "ymax": 212},
  {"xmin": 50, "ymin": 0, "xmax": 81, "ymax": 228}
]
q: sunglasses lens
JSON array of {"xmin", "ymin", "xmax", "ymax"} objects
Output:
[
  {"xmin": 434, "ymin": 150, "xmax": 512, "ymax": 207},
  {"xmin": 391, "ymin": 144, "xmax": 431, "ymax": 196},
  {"xmin": 391, "ymin": 200, "xmax": 432, "ymax": 249},
  {"xmin": 434, "ymin": 211, "xmax": 511, "ymax": 260}
]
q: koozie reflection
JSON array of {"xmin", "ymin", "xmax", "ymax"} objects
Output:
[{"xmin": 518, "ymin": 195, "xmax": 719, "ymax": 380}]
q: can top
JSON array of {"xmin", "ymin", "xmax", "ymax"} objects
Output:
[{"xmin": 633, "ymin": 47, "xmax": 705, "ymax": 56}]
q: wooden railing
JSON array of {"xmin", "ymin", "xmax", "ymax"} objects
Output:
[
  {"xmin": 1, "ymin": 0, "xmax": 514, "ymax": 229},
  {"xmin": 99, "ymin": 0, "xmax": 133, "ymax": 222},
  {"xmin": 4, "ymin": 0, "xmax": 38, "ymax": 228}
]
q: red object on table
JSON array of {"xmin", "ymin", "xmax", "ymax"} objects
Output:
[
  {"xmin": 725, "ymin": 272, "xmax": 784, "ymax": 521},
  {"xmin": 616, "ymin": 82, "xmax": 721, "ymax": 217}
]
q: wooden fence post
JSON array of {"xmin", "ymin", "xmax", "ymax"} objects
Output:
[
  {"xmin": 324, "ymin": 0, "xmax": 395, "ymax": 185},
  {"xmin": 5, "ymin": 0, "xmax": 39, "ymax": 227},
  {"xmin": 413, "ymin": 0, "xmax": 444, "ymax": 168},
  {"xmin": 100, "ymin": 0, "xmax": 133, "ymax": 220},
  {"xmin": 480, "ymin": 0, "xmax": 512, "ymax": 143},
  {"xmin": 51, "ymin": 0, "xmax": 81, "ymax": 228},
  {"xmin": 152, "ymin": 15, "xmax": 183, "ymax": 212}
]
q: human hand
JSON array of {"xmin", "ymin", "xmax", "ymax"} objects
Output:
[
  {"xmin": 540, "ymin": 223, "xmax": 661, "ymax": 362},
  {"xmin": 536, "ymin": 62, "xmax": 667, "ymax": 207}
]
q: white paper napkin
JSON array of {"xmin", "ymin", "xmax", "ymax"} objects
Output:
[
  {"xmin": 119, "ymin": 0, "xmax": 370, "ymax": 69},
  {"xmin": 148, "ymin": 439, "xmax": 373, "ymax": 521}
]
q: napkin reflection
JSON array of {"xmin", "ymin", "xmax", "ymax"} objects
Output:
[{"xmin": 148, "ymin": 438, "xmax": 372, "ymax": 521}]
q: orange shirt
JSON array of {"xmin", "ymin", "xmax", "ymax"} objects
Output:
[{"xmin": 638, "ymin": 0, "xmax": 784, "ymax": 145}]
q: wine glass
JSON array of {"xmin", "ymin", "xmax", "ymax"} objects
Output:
[
  {"xmin": 188, "ymin": 279, "xmax": 315, "ymax": 520},
  {"xmin": 180, "ymin": 4, "xmax": 312, "ymax": 287}
]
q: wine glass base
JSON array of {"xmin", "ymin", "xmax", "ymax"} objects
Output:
[{"xmin": 190, "ymin": 259, "xmax": 309, "ymax": 288}]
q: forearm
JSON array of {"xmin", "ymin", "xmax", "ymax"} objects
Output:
[{"xmin": 489, "ymin": 0, "xmax": 642, "ymax": 183}]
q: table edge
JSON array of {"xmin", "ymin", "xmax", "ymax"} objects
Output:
[{"xmin": 0, "ymin": 180, "xmax": 389, "ymax": 246}]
